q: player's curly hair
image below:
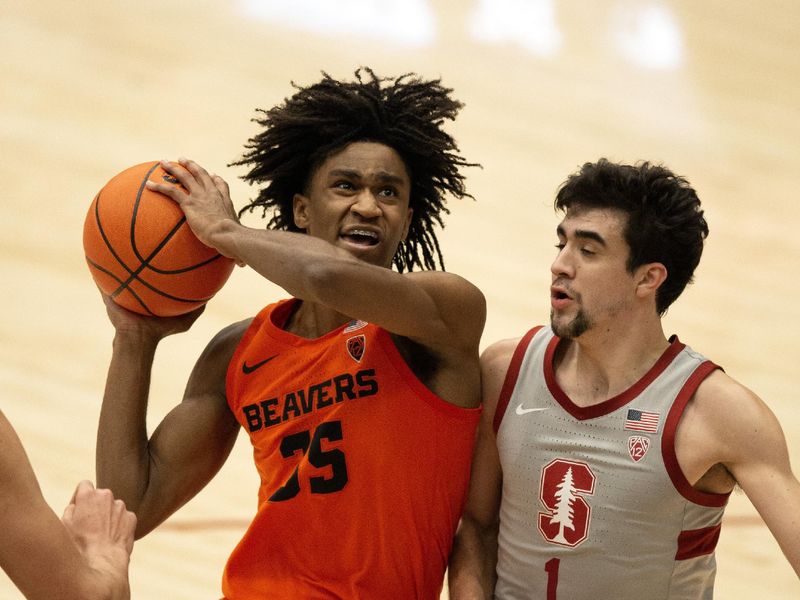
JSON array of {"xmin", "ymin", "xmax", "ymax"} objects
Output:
[
  {"xmin": 555, "ymin": 159, "xmax": 709, "ymax": 315},
  {"xmin": 231, "ymin": 68, "xmax": 476, "ymax": 272}
]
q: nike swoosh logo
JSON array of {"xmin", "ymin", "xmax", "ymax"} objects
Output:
[
  {"xmin": 242, "ymin": 354, "xmax": 278, "ymax": 375},
  {"xmin": 515, "ymin": 403, "xmax": 549, "ymax": 415}
]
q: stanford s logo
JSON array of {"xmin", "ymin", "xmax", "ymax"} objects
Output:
[
  {"xmin": 538, "ymin": 459, "xmax": 596, "ymax": 548},
  {"xmin": 346, "ymin": 335, "xmax": 366, "ymax": 363}
]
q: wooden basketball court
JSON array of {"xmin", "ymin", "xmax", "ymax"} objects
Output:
[{"xmin": 1, "ymin": 0, "xmax": 798, "ymax": 597}]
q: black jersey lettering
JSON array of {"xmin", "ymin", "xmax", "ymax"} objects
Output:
[
  {"xmin": 243, "ymin": 404, "xmax": 263, "ymax": 432},
  {"xmin": 282, "ymin": 391, "xmax": 301, "ymax": 421},
  {"xmin": 241, "ymin": 368, "xmax": 380, "ymax": 432},
  {"xmin": 261, "ymin": 398, "xmax": 281, "ymax": 428},
  {"xmin": 311, "ymin": 379, "xmax": 333, "ymax": 409},
  {"xmin": 356, "ymin": 369, "xmax": 378, "ymax": 397},
  {"xmin": 333, "ymin": 373, "xmax": 356, "ymax": 402}
]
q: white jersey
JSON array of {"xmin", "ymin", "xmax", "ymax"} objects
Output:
[{"xmin": 494, "ymin": 327, "xmax": 729, "ymax": 600}]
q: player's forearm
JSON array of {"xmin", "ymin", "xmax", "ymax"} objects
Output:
[
  {"xmin": 207, "ymin": 219, "xmax": 366, "ymax": 302},
  {"xmin": 448, "ymin": 518, "xmax": 498, "ymax": 599},
  {"xmin": 48, "ymin": 560, "xmax": 130, "ymax": 600},
  {"xmin": 3, "ymin": 508, "xmax": 128, "ymax": 600},
  {"xmin": 96, "ymin": 333, "xmax": 158, "ymax": 515}
]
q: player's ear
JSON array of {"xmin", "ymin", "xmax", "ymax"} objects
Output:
[
  {"xmin": 634, "ymin": 262, "xmax": 667, "ymax": 299},
  {"xmin": 293, "ymin": 193, "xmax": 310, "ymax": 230}
]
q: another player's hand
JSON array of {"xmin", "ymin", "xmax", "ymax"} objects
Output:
[
  {"xmin": 147, "ymin": 158, "xmax": 243, "ymax": 264},
  {"xmin": 62, "ymin": 481, "xmax": 136, "ymax": 589},
  {"xmin": 100, "ymin": 292, "xmax": 205, "ymax": 341}
]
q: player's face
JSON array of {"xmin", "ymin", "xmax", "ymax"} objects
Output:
[
  {"xmin": 293, "ymin": 141, "xmax": 413, "ymax": 268},
  {"xmin": 549, "ymin": 207, "xmax": 638, "ymax": 339}
]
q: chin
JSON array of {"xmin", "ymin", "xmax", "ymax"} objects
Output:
[{"xmin": 550, "ymin": 310, "xmax": 590, "ymax": 339}]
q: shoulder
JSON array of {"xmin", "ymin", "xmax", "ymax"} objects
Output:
[
  {"xmin": 692, "ymin": 369, "xmax": 770, "ymax": 425},
  {"xmin": 480, "ymin": 335, "xmax": 527, "ymax": 416},
  {"xmin": 189, "ymin": 318, "xmax": 254, "ymax": 384},
  {"xmin": 205, "ymin": 318, "xmax": 253, "ymax": 353},
  {"xmin": 685, "ymin": 369, "xmax": 784, "ymax": 466},
  {"xmin": 481, "ymin": 327, "xmax": 546, "ymax": 379},
  {"xmin": 481, "ymin": 337, "xmax": 522, "ymax": 370}
]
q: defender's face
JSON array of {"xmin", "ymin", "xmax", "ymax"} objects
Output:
[
  {"xmin": 549, "ymin": 207, "xmax": 638, "ymax": 339},
  {"xmin": 293, "ymin": 141, "xmax": 413, "ymax": 268}
]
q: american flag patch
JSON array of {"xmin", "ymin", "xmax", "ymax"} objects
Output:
[
  {"xmin": 624, "ymin": 409, "xmax": 660, "ymax": 433},
  {"xmin": 343, "ymin": 320, "xmax": 368, "ymax": 333}
]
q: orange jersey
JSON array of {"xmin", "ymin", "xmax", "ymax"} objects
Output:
[{"xmin": 222, "ymin": 299, "xmax": 480, "ymax": 600}]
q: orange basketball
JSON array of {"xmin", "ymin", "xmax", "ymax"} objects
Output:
[{"xmin": 83, "ymin": 161, "xmax": 235, "ymax": 317}]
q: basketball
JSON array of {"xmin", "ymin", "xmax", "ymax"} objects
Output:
[{"xmin": 83, "ymin": 161, "xmax": 235, "ymax": 317}]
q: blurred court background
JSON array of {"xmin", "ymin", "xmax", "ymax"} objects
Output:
[{"xmin": 1, "ymin": 0, "xmax": 798, "ymax": 597}]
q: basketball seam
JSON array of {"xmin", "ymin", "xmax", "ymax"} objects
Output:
[
  {"xmin": 84, "ymin": 257, "xmax": 156, "ymax": 316},
  {"xmin": 86, "ymin": 257, "xmax": 215, "ymax": 304},
  {"xmin": 129, "ymin": 163, "xmax": 223, "ymax": 274},
  {"xmin": 90, "ymin": 168, "xmax": 219, "ymax": 311}
]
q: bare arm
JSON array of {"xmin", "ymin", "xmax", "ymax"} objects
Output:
[
  {"xmin": 0, "ymin": 412, "xmax": 135, "ymax": 600},
  {"xmin": 148, "ymin": 159, "xmax": 485, "ymax": 358},
  {"xmin": 719, "ymin": 380, "xmax": 800, "ymax": 575},
  {"xmin": 449, "ymin": 338, "xmax": 518, "ymax": 598},
  {"xmin": 680, "ymin": 371, "xmax": 800, "ymax": 576},
  {"xmin": 96, "ymin": 297, "xmax": 242, "ymax": 537}
]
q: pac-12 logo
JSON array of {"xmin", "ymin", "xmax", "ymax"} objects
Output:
[
  {"xmin": 627, "ymin": 435, "xmax": 650, "ymax": 462},
  {"xmin": 538, "ymin": 459, "xmax": 596, "ymax": 547},
  {"xmin": 346, "ymin": 335, "xmax": 366, "ymax": 362}
]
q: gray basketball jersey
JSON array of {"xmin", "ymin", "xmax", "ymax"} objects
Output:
[{"xmin": 494, "ymin": 327, "xmax": 729, "ymax": 600}]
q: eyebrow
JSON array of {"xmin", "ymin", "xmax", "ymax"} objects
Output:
[
  {"xmin": 328, "ymin": 169, "xmax": 406, "ymax": 185},
  {"xmin": 556, "ymin": 224, "xmax": 608, "ymax": 246}
]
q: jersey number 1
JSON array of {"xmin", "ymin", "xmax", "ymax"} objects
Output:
[
  {"xmin": 269, "ymin": 421, "xmax": 348, "ymax": 502},
  {"xmin": 545, "ymin": 557, "xmax": 560, "ymax": 599}
]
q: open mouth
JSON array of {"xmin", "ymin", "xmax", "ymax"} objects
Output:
[
  {"xmin": 341, "ymin": 229, "xmax": 380, "ymax": 247},
  {"xmin": 551, "ymin": 285, "xmax": 574, "ymax": 303}
]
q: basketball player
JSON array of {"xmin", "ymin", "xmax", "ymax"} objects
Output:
[
  {"xmin": 96, "ymin": 69, "xmax": 484, "ymax": 599},
  {"xmin": 448, "ymin": 159, "xmax": 800, "ymax": 598},
  {"xmin": 0, "ymin": 410, "xmax": 135, "ymax": 600}
]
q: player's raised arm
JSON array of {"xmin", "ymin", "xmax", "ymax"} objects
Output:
[
  {"xmin": 95, "ymin": 296, "xmax": 241, "ymax": 536},
  {"xmin": 151, "ymin": 156, "xmax": 485, "ymax": 358}
]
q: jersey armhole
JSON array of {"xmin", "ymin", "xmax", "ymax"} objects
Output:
[
  {"xmin": 493, "ymin": 326, "xmax": 543, "ymax": 433},
  {"xmin": 225, "ymin": 308, "xmax": 271, "ymax": 408},
  {"xmin": 661, "ymin": 360, "xmax": 731, "ymax": 507}
]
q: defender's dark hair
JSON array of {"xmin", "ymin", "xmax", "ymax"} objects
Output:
[
  {"xmin": 555, "ymin": 159, "xmax": 709, "ymax": 314},
  {"xmin": 232, "ymin": 68, "xmax": 476, "ymax": 272}
]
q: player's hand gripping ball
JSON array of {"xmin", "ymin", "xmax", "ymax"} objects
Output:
[{"xmin": 83, "ymin": 161, "xmax": 235, "ymax": 316}]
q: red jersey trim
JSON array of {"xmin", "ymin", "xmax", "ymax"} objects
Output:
[
  {"xmin": 661, "ymin": 360, "xmax": 730, "ymax": 507},
  {"xmin": 493, "ymin": 327, "xmax": 542, "ymax": 433},
  {"xmin": 675, "ymin": 524, "xmax": 722, "ymax": 560},
  {"xmin": 544, "ymin": 335, "xmax": 686, "ymax": 421}
]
